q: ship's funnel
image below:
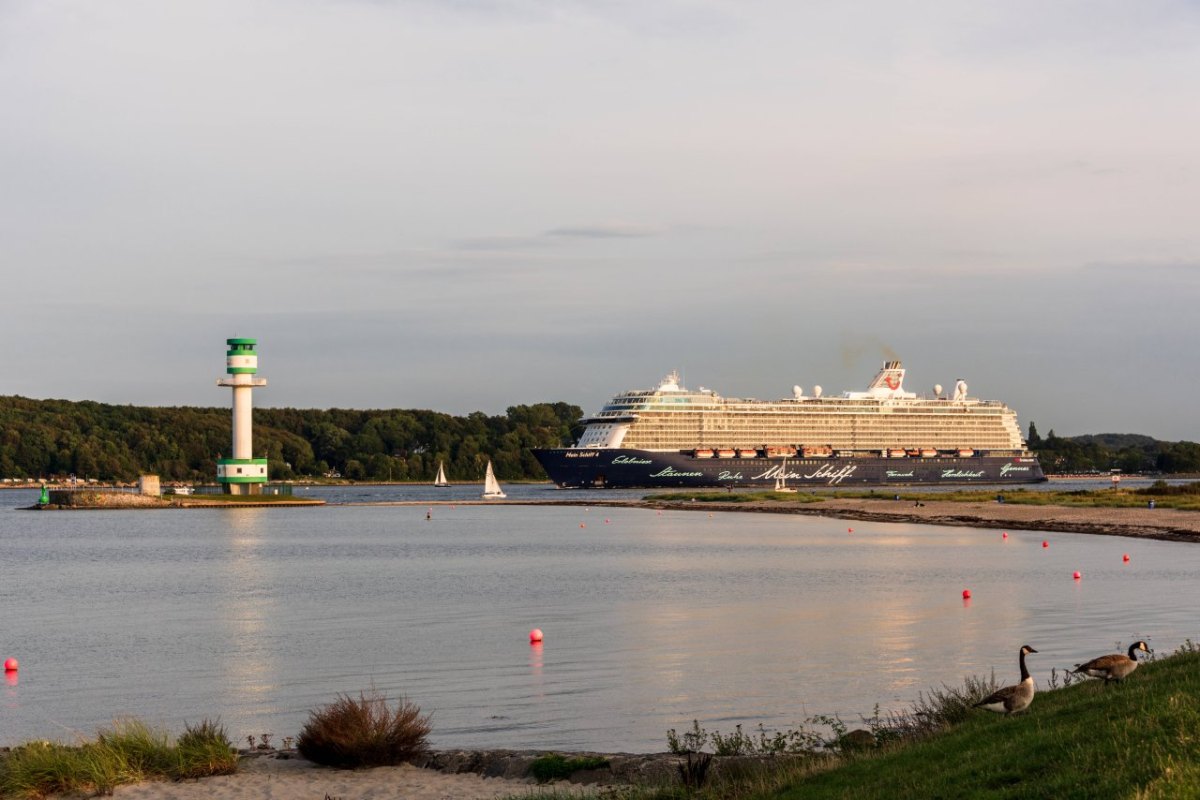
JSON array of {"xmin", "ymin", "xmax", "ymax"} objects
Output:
[{"xmin": 868, "ymin": 361, "xmax": 905, "ymax": 393}]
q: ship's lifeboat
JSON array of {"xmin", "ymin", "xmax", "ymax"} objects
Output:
[
  {"xmin": 888, "ymin": 449, "xmax": 907, "ymax": 458},
  {"xmin": 737, "ymin": 447, "xmax": 759, "ymax": 458},
  {"xmin": 957, "ymin": 448, "xmax": 975, "ymax": 457},
  {"xmin": 801, "ymin": 446, "xmax": 833, "ymax": 458},
  {"xmin": 906, "ymin": 449, "xmax": 921, "ymax": 457},
  {"xmin": 716, "ymin": 448, "xmax": 736, "ymax": 458},
  {"xmin": 920, "ymin": 448, "xmax": 938, "ymax": 458},
  {"xmin": 693, "ymin": 449, "xmax": 714, "ymax": 459},
  {"xmin": 764, "ymin": 446, "xmax": 798, "ymax": 458}
]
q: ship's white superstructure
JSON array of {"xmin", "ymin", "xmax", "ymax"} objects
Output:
[{"xmin": 572, "ymin": 361, "xmax": 1028, "ymax": 455}]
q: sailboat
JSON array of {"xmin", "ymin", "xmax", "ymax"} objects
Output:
[
  {"xmin": 481, "ymin": 460, "xmax": 506, "ymax": 499},
  {"xmin": 774, "ymin": 459, "xmax": 798, "ymax": 493},
  {"xmin": 434, "ymin": 461, "xmax": 450, "ymax": 488}
]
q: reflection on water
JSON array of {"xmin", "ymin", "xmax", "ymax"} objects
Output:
[{"xmin": 1, "ymin": 502, "xmax": 1198, "ymax": 752}]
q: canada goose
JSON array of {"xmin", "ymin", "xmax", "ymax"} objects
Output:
[
  {"xmin": 974, "ymin": 645, "xmax": 1038, "ymax": 715},
  {"xmin": 1071, "ymin": 641, "xmax": 1151, "ymax": 684}
]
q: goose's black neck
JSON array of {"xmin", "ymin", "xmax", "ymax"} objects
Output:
[
  {"xmin": 1127, "ymin": 643, "xmax": 1141, "ymax": 662},
  {"xmin": 1019, "ymin": 649, "xmax": 1031, "ymax": 681}
]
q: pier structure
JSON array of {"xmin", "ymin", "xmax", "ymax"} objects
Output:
[{"xmin": 216, "ymin": 338, "xmax": 268, "ymax": 494}]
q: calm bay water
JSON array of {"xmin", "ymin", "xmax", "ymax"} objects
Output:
[{"xmin": 2, "ymin": 485, "xmax": 1198, "ymax": 752}]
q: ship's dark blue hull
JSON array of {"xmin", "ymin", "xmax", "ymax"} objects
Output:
[{"xmin": 532, "ymin": 449, "xmax": 1046, "ymax": 488}]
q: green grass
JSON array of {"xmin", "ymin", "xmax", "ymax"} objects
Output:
[
  {"xmin": 0, "ymin": 718, "xmax": 237, "ymax": 799},
  {"xmin": 766, "ymin": 648, "xmax": 1200, "ymax": 799},
  {"xmin": 644, "ymin": 486, "xmax": 1200, "ymax": 511},
  {"xmin": 528, "ymin": 754, "xmax": 611, "ymax": 783}
]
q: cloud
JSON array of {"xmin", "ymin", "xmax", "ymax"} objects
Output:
[{"xmin": 546, "ymin": 224, "xmax": 662, "ymax": 239}]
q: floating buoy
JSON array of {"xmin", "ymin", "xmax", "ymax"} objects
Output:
[
  {"xmin": 1042, "ymin": 541, "xmax": 1049, "ymax": 548},
  {"xmin": 1002, "ymin": 532, "xmax": 1008, "ymax": 539},
  {"xmin": 529, "ymin": 629, "xmax": 543, "ymax": 643},
  {"xmin": 579, "ymin": 523, "xmax": 586, "ymax": 528},
  {"xmin": 3, "ymin": 658, "xmax": 17, "ymax": 672},
  {"xmin": 1123, "ymin": 553, "xmax": 1130, "ymax": 562},
  {"xmin": 605, "ymin": 518, "xmax": 611, "ymax": 524},
  {"xmin": 848, "ymin": 527, "xmax": 854, "ymax": 533},
  {"xmin": 1073, "ymin": 571, "xmax": 1082, "ymax": 580},
  {"xmin": 962, "ymin": 589, "xmax": 971, "ymax": 599}
]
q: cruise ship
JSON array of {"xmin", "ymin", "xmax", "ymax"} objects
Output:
[{"xmin": 533, "ymin": 361, "xmax": 1045, "ymax": 488}]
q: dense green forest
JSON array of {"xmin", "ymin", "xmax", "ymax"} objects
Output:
[
  {"xmin": 0, "ymin": 396, "xmax": 583, "ymax": 482},
  {"xmin": 2, "ymin": 396, "xmax": 1198, "ymax": 482},
  {"xmin": 1026, "ymin": 421, "xmax": 1200, "ymax": 474}
]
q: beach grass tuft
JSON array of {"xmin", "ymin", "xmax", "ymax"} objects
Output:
[
  {"xmin": 297, "ymin": 689, "xmax": 432, "ymax": 769},
  {"xmin": 0, "ymin": 718, "xmax": 236, "ymax": 799}
]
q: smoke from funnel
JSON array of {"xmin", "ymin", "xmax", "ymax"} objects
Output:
[{"xmin": 841, "ymin": 335, "xmax": 900, "ymax": 368}]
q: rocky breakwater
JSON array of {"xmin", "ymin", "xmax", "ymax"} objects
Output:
[{"xmin": 41, "ymin": 489, "xmax": 169, "ymax": 509}]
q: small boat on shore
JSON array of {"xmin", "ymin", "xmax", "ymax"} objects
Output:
[
  {"xmin": 434, "ymin": 461, "xmax": 450, "ymax": 488},
  {"xmin": 482, "ymin": 460, "xmax": 506, "ymax": 499}
]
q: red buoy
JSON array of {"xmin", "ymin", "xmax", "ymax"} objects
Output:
[
  {"xmin": 1123, "ymin": 553, "xmax": 1130, "ymax": 562},
  {"xmin": 962, "ymin": 589, "xmax": 971, "ymax": 599},
  {"xmin": 579, "ymin": 523, "xmax": 586, "ymax": 528},
  {"xmin": 1073, "ymin": 571, "xmax": 1082, "ymax": 580},
  {"xmin": 605, "ymin": 518, "xmax": 611, "ymax": 524},
  {"xmin": 1001, "ymin": 532, "xmax": 1008, "ymax": 539},
  {"xmin": 848, "ymin": 527, "xmax": 854, "ymax": 533},
  {"xmin": 529, "ymin": 628, "xmax": 543, "ymax": 643},
  {"xmin": 3, "ymin": 658, "xmax": 17, "ymax": 672},
  {"xmin": 1042, "ymin": 541, "xmax": 1049, "ymax": 548}
]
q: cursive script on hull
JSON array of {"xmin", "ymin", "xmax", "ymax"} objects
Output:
[
  {"xmin": 1000, "ymin": 463, "xmax": 1031, "ymax": 475},
  {"xmin": 650, "ymin": 466, "xmax": 704, "ymax": 478},
  {"xmin": 611, "ymin": 455, "xmax": 652, "ymax": 465},
  {"xmin": 752, "ymin": 463, "xmax": 857, "ymax": 485},
  {"xmin": 941, "ymin": 469, "xmax": 986, "ymax": 479}
]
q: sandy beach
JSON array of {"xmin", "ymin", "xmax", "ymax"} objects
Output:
[{"xmin": 110, "ymin": 758, "xmax": 544, "ymax": 800}]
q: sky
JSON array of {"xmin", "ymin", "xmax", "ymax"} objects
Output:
[{"xmin": 1, "ymin": 0, "xmax": 1199, "ymax": 439}]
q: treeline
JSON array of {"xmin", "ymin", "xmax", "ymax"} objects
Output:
[
  {"xmin": 0, "ymin": 396, "xmax": 583, "ymax": 482},
  {"xmin": 1028, "ymin": 422, "xmax": 1200, "ymax": 475}
]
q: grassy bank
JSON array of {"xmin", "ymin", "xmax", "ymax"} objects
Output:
[
  {"xmin": 769, "ymin": 647, "xmax": 1200, "ymax": 799},
  {"xmin": 0, "ymin": 719, "xmax": 237, "ymax": 798}
]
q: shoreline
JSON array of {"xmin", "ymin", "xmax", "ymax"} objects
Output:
[{"xmin": 103, "ymin": 747, "xmax": 719, "ymax": 799}]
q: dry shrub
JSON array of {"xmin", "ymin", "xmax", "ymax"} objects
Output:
[{"xmin": 297, "ymin": 690, "xmax": 432, "ymax": 768}]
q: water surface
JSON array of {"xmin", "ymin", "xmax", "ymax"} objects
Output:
[{"xmin": 1, "ymin": 496, "xmax": 1195, "ymax": 752}]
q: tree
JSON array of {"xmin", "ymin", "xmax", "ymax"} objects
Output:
[{"xmin": 1027, "ymin": 421, "xmax": 1042, "ymax": 448}]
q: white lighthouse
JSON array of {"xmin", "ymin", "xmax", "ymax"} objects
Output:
[{"xmin": 216, "ymin": 337, "xmax": 268, "ymax": 494}]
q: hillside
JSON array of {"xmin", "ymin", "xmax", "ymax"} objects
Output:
[{"xmin": 0, "ymin": 396, "xmax": 582, "ymax": 483}]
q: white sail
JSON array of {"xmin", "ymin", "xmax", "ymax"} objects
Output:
[
  {"xmin": 434, "ymin": 461, "xmax": 450, "ymax": 487},
  {"xmin": 482, "ymin": 460, "xmax": 506, "ymax": 499},
  {"xmin": 774, "ymin": 459, "xmax": 797, "ymax": 493}
]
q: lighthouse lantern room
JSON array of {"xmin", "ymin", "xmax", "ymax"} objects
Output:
[{"xmin": 217, "ymin": 338, "xmax": 268, "ymax": 494}]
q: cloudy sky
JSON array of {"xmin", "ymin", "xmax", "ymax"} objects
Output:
[{"xmin": 2, "ymin": 0, "xmax": 1198, "ymax": 439}]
